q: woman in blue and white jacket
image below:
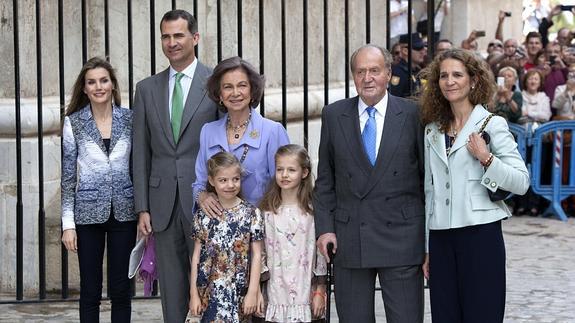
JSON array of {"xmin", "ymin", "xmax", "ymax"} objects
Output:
[{"xmin": 61, "ymin": 57, "xmax": 136, "ymax": 323}]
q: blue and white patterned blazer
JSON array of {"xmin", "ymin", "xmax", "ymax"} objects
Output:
[{"xmin": 61, "ymin": 104, "xmax": 136, "ymax": 230}]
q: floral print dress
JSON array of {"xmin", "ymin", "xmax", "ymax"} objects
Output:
[
  {"xmin": 263, "ymin": 204, "xmax": 327, "ymax": 322},
  {"xmin": 192, "ymin": 200, "xmax": 264, "ymax": 323}
]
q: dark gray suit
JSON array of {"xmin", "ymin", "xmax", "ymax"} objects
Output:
[
  {"xmin": 314, "ymin": 95, "xmax": 425, "ymax": 322},
  {"xmin": 133, "ymin": 62, "xmax": 218, "ymax": 322}
]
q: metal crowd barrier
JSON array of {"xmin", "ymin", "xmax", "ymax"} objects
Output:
[{"xmin": 529, "ymin": 121, "xmax": 575, "ymax": 222}]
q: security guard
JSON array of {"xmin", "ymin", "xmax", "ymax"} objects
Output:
[{"xmin": 389, "ymin": 33, "xmax": 426, "ymax": 98}]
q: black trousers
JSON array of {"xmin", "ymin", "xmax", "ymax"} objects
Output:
[
  {"xmin": 76, "ymin": 215, "xmax": 137, "ymax": 323},
  {"xmin": 429, "ymin": 220, "xmax": 506, "ymax": 323}
]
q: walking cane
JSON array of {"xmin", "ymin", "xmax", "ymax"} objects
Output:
[{"xmin": 325, "ymin": 243, "xmax": 335, "ymax": 322}]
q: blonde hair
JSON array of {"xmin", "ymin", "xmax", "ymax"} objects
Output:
[
  {"xmin": 259, "ymin": 144, "xmax": 314, "ymax": 214},
  {"xmin": 498, "ymin": 66, "xmax": 518, "ymax": 80},
  {"xmin": 205, "ymin": 151, "xmax": 242, "ymax": 196}
]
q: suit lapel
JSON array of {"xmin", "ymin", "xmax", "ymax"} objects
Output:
[
  {"xmin": 151, "ymin": 69, "xmax": 176, "ymax": 149},
  {"xmin": 338, "ymin": 97, "xmax": 372, "ymax": 174},
  {"xmin": 109, "ymin": 105, "xmax": 130, "ymax": 153},
  {"xmin": 78, "ymin": 105, "xmax": 107, "ymax": 154},
  {"xmin": 363, "ymin": 96, "xmax": 405, "ymax": 195},
  {"xmin": 179, "ymin": 62, "xmax": 209, "ymax": 140},
  {"xmin": 426, "ymin": 123, "xmax": 448, "ymax": 166},
  {"xmin": 448, "ymin": 105, "xmax": 488, "ymax": 155}
]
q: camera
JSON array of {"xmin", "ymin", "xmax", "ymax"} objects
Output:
[
  {"xmin": 504, "ymin": 11, "xmax": 512, "ymax": 17},
  {"xmin": 561, "ymin": 5, "xmax": 575, "ymax": 11},
  {"xmin": 475, "ymin": 30, "xmax": 486, "ymax": 37},
  {"xmin": 549, "ymin": 55, "xmax": 556, "ymax": 65}
]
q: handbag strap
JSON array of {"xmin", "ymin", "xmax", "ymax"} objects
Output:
[{"xmin": 478, "ymin": 113, "xmax": 495, "ymax": 133}]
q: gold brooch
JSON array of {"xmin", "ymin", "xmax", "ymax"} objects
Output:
[{"xmin": 249, "ymin": 130, "xmax": 259, "ymax": 139}]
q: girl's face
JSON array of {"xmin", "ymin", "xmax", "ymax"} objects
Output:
[
  {"xmin": 526, "ymin": 73, "xmax": 541, "ymax": 93},
  {"xmin": 275, "ymin": 154, "xmax": 309, "ymax": 192},
  {"xmin": 208, "ymin": 165, "xmax": 241, "ymax": 203}
]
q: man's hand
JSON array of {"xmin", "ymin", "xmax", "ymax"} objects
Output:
[
  {"xmin": 422, "ymin": 253, "xmax": 430, "ymax": 280},
  {"xmin": 198, "ymin": 191, "xmax": 223, "ymax": 217},
  {"xmin": 138, "ymin": 211, "xmax": 153, "ymax": 237},
  {"xmin": 61, "ymin": 229, "xmax": 77, "ymax": 253},
  {"xmin": 317, "ymin": 233, "xmax": 337, "ymax": 263}
]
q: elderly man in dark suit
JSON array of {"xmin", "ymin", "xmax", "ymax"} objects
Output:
[
  {"xmin": 314, "ymin": 44, "xmax": 425, "ymax": 323},
  {"xmin": 132, "ymin": 9, "xmax": 219, "ymax": 323}
]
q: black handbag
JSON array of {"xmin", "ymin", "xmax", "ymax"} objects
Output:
[{"xmin": 478, "ymin": 114, "xmax": 513, "ymax": 202}]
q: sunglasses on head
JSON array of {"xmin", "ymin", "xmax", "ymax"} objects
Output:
[{"xmin": 489, "ymin": 43, "xmax": 503, "ymax": 48}]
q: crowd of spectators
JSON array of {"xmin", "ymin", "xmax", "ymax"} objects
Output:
[{"xmin": 389, "ymin": 3, "xmax": 575, "ymax": 216}]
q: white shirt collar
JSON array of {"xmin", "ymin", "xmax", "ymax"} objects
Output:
[
  {"xmin": 169, "ymin": 58, "xmax": 198, "ymax": 80},
  {"xmin": 357, "ymin": 93, "xmax": 388, "ymax": 116}
]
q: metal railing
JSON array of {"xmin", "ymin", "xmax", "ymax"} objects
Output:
[{"xmin": 5, "ymin": 0, "xmax": 437, "ymax": 303}]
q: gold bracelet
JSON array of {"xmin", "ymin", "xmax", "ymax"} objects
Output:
[{"xmin": 481, "ymin": 153, "xmax": 494, "ymax": 168}]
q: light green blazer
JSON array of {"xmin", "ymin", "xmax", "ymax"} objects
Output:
[{"xmin": 424, "ymin": 105, "xmax": 530, "ymax": 248}]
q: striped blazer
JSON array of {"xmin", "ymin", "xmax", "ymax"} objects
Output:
[{"xmin": 61, "ymin": 104, "xmax": 136, "ymax": 230}]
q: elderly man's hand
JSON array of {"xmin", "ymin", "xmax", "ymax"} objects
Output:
[{"xmin": 317, "ymin": 233, "xmax": 337, "ymax": 263}]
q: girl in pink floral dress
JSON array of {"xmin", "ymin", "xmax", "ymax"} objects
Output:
[{"xmin": 259, "ymin": 144, "xmax": 327, "ymax": 322}]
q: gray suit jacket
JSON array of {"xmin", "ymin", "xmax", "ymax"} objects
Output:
[
  {"xmin": 314, "ymin": 95, "xmax": 425, "ymax": 268},
  {"xmin": 133, "ymin": 62, "xmax": 219, "ymax": 232}
]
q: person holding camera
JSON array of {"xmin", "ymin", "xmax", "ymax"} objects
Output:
[
  {"xmin": 541, "ymin": 41, "xmax": 567, "ymax": 102},
  {"xmin": 552, "ymin": 64, "xmax": 575, "ymax": 118}
]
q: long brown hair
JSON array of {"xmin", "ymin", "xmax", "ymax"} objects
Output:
[
  {"xmin": 259, "ymin": 144, "xmax": 314, "ymax": 214},
  {"xmin": 66, "ymin": 57, "xmax": 121, "ymax": 116},
  {"xmin": 419, "ymin": 48, "xmax": 496, "ymax": 132}
]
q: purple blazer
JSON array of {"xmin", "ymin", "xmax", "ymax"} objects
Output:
[{"xmin": 192, "ymin": 109, "xmax": 290, "ymax": 208}]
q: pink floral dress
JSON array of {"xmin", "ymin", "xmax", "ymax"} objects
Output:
[{"xmin": 263, "ymin": 204, "xmax": 327, "ymax": 322}]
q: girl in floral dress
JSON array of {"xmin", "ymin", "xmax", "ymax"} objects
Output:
[
  {"xmin": 259, "ymin": 144, "xmax": 327, "ymax": 322},
  {"xmin": 189, "ymin": 152, "xmax": 264, "ymax": 322}
]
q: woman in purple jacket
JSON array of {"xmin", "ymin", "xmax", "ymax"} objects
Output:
[{"xmin": 193, "ymin": 56, "xmax": 290, "ymax": 217}]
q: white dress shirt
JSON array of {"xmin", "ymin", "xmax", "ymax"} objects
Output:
[
  {"xmin": 168, "ymin": 58, "xmax": 198, "ymax": 119},
  {"xmin": 358, "ymin": 94, "xmax": 388, "ymax": 156}
]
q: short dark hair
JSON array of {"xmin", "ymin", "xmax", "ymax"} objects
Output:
[
  {"xmin": 206, "ymin": 56, "xmax": 265, "ymax": 112},
  {"xmin": 160, "ymin": 9, "xmax": 197, "ymax": 34},
  {"xmin": 525, "ymin": 31, "xmax": 542, "ymax": 43}
]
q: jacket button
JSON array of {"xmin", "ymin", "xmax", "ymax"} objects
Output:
[
  {"xmin": 445, "ymin": 182, "xmax": 450, "ymax": 189},
  {"xmin": 484, "ymin": 178, "xmax": 490, "ymax": 184},
  {"xmin": 490, "ymin": 182, "xmax": 497, "ymax": 188},
  {"xmin": 446, "ymin": 198, "xmax": 450, "ymax": 205},
  {"xmin": 386, "ymin": 221, "xmax": 392, "ymax": 227},
  {"xmin": 445, "ymin": 168, "xmax": 449, "ymax": 174}
]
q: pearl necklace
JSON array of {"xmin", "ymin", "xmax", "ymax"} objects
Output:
[{"xmin": 227, "ymin": 112, "xmax": 251, "ymax": 139}]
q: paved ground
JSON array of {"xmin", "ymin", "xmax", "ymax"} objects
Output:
[{"xmin": 1, "ymin": 216, "xmax": 574, "ymax": 322}]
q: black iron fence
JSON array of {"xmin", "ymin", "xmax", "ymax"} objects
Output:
[{"xmin": 4, "ymin": 0, "xmax": 437, "ymax": 303}]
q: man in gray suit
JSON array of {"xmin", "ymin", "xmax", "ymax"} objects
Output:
[
  {"xmin": 133, "ymin": 10, "xmax": 218, "ymax": 323},
  {"xmin": 314, "ymin": 44, "xmax": 425, "ymax": 323}
]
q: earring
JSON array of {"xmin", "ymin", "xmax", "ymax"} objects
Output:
[{"xmin": 219, "ymin": 100, "xmax": 224, "ymax": 106}]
